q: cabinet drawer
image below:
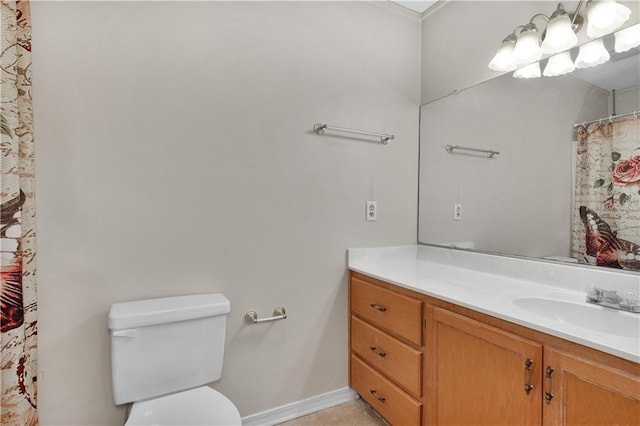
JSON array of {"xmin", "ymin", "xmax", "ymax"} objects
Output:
[
  {"xmin": 351, "ymin": 316, "xmax": 422, "ymax": 397},
  {"xmin": 351, "ymin": 354, "xmax": 421, "ymax": 426},
  {"xmin": 351, "ymin": 276, "xmax": 422, "ymax": 346}
]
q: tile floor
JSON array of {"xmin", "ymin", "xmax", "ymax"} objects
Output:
[{"xmin": 277, "ymin": 398, "xmax": 387, "ymax": 426}]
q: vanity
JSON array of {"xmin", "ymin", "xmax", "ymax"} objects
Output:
[{"xmin": 348, "ymin": 245, "xmax": 640, "ymax": 425}]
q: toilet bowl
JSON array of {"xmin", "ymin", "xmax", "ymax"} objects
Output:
[
  {"xmin": 109, "ymin": 294, "xmax": 241, "ymax": 426},
  {"xmin": 126, "ymin": 386, "xmax": 241, "ymax": 426}
]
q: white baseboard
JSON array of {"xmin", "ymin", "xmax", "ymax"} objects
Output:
[{"xmin": 241, "ymin": 387, "xmax": 359, "ymax": 426}]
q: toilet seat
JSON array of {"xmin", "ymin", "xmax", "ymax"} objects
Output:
[{"xmin": 126, "ymin": 386, "xmax": 241, "ymax": 425}]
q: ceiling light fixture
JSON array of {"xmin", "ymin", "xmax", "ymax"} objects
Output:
[{"xmin": 488, "ymin": 0, "xmax": 631, "ymax": 79}]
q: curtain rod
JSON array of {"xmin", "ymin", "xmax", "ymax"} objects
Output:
[{"xmin": 573, "ymin": 110, "xmax": 639, "ymax": 128}]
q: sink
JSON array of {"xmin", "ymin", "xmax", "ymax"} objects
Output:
[{"xmin": 512, "ymin": 297, "xmax": 640, "ymax": 338}]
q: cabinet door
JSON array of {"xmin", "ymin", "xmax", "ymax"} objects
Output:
[
  {"xmin": 544, "ymin": 347, "xmax": 640, "ymax": 426},
  {"xmin": 425, "ymin": 307, "xmax": 542, "ymax": 426}
]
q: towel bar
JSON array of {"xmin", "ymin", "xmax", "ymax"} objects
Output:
[{"xmin": 244, "ymin": 307, "xmax": 287, "ymax": 324}]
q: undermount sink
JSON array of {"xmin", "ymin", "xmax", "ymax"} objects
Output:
[{"xmin": 512, "ymin": 297, "xmax": 640, "ymax": 338}]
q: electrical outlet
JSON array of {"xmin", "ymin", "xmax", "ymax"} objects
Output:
[
  {"xmin": 453, "ymin": 203, "xmax": 462, "ymax": 221},
  {"xmin": 366, "ymin": 201, "xmax": 377, "ymax": 221}
]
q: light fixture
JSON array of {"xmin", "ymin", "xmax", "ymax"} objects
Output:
[
  {"xmin": 488, "ymin": 34, "xmax": 518, "ymax": 72},
  {"xmin": 614, "ymin": 23, "xmax": 640, "ymax": 52},
  {"xmin": 543, "ymin": 51, "xmax": 576, "ymax": 76},
  {"xmin": 513, "ymin": 62, "xmax": 542, "ymax": 79},
  {"xmin": 514, "ymin": 23, "xmax": 543, "ymax": 65},
  {"xmin": 541, "ymin": 4, "xmax": 579, "ymax": 55},
  {"xmin": 587, "ymin": 0, "xmax": 631, "ymax": 38},
  {"xmin": 575, "ymin": 38, "xmax": 611, "ymax": 68},
  {"xmin": 488, "ymin": 1, "xmax": 633, "ymax": 79}
]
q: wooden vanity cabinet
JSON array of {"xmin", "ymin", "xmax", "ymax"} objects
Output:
[
  {"xmin": 349, "ymin": 271, "xmax": 640, "ymax": 426},
  {"xmin": 349, "ymin": 274, "xmax": 424, "ymax": 425}
]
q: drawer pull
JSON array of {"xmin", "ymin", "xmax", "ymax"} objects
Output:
[
  {"xmin": 524, "ymin": 384, "xmax": 534, "ymax": 395},
  {"xmin": 546, "ymin": 366, "xmax": 554, "ymax": 378},
  {"xmin": 369, "ymin": 389, "xmax": 386, "ymax": 403},
  {"xmin": 524, "ymin": 358, "xmax": 533, "ymax": 371},
  {"xmin": 369, "ymin": 346, "xmax": 387, "ymax": 358},
  {"xmin": 370, "ymin": 303, "xmax": 387, "ymax": 312},
  {"xmin": 545, "ymin": 392, "xmax": 554, "ymax": 404}
]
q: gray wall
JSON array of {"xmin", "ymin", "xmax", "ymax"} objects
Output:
[{"xmin": 31, "ymin": 2, "xmax": 420, "ymax": 424}]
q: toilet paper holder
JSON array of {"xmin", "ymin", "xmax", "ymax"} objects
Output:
[{"xmin": 244, "ymin": 307, "xmax": 287, "ymax": 324}]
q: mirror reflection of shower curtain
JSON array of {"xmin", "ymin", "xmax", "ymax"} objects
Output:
[{"xmin": 571, "ymin": 116, "xmax": 640, "ymax": 271}]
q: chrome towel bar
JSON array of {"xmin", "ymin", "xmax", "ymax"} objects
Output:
[
  {"xmin": 244, "ymin": 307, "xmax": 287, "ymax": 324},
  {"xmin": 313, "ymin": 123, "xmax": 394, "ymax": 145},
  {"xmin": 445, "ymin": 144, "xmax": 500, "ymax": 158}
]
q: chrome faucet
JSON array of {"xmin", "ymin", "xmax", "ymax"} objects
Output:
[{"xmin": 586, "ymin": 285, "xmax": 640, "ymax": 313}]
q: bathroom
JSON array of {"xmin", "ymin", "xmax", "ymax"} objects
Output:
[{"xmin": 2, "ymin": 0, "xmax": 638, "ymax": 425}]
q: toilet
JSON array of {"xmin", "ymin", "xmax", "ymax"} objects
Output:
[{"xmin": 108, "ymin": 293, "xmax": 242, "ymax": 425}]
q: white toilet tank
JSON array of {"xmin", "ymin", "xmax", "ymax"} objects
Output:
[{"xmin": 109, "ymin": 294, "xmax": 230, "ymax": 405}]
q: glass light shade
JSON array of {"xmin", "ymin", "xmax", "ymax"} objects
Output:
[
  {"xmin": 615, "ymin": 23, "xmax": 640, "ymax": 53},
  {"xmin": 575, "ymin": 38, "xmax": 611, "ymax": 69},
  {"xmin": 586, "ymin": 0, "xmax": 631, "ymax": 38},
  {"xmin": 513, "ymin": 62, "xmax": 541, "ymax": 79},
  {"xmin": 514, "ymin": 28, "xmax": 542, "ymax": 65},
  {"xmin": 541, "ymin": 14, "xmax": 578, "ymax": 55},
  {"xmin": 488, "ymin": 40, "xmax": 517, "ymax": 71},
  {"xmin": 543, "ymin": 51, "xmax": 576, "ymax": 76}
]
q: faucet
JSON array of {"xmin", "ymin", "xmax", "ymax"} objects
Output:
[{"xmin": 586, "ymin": 285, "xmax": 640, "ymax": 313}]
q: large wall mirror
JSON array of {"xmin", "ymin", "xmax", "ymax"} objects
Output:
[{"xmin": 418, "ymin": 11, "xmax": 640, "ymax": 273}]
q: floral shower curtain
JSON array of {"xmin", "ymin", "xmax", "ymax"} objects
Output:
[
  {"xmin": 572, "ymin": 115, "xmax": 640, "ymax": 271},
  {"xmin": 1, "ymin": 1, "xmax": 38, "ymax": 425}
]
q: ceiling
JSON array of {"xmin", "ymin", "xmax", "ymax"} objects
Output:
[{"xmin": 390, "ymin": 0, "xmax": 438, "ymax": 14}]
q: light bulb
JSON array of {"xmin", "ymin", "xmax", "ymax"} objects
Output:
[
  {"xmin": 543, "ymin": 51, "xmax": 576, "ymax": 76},
  {"xmin": 513, "ymin": 62, "xmax": 541, "ymax": 79},
  {"xmin": 587, "ymin": 0, "xmax": 631, "ymax": 38},
  {"xmin": 615, "ymin": 23, "xmax": 640, "ymax": 53},
  {"xmin": 541, "ymin": 14, "xmax": 578, "ymax": 55}
]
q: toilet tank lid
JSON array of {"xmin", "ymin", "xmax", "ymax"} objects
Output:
[{"xmin": 108, "ymin": 294, "xmax": 230, "ymax": 330}]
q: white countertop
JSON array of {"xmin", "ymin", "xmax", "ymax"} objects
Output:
[{"xmin": 348, "ymin": 245, "xmax": 640, "ymax": 363}]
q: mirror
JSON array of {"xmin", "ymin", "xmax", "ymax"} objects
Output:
[{"xmin": 418, "ymin": 23, "xmax": 640, "ymax": 272}]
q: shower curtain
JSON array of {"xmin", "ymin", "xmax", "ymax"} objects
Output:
[
  {"xmin": 1, "ymin": 1, "xmax": 38, "ymax": 424},
  {"xmin": 572, "ymin": 115, "xmax": 640, "ymax": 271}
]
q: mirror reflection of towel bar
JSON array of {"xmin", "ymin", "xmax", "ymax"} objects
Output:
[
  {"xmin": 244, "ymin": 307, "xmax": 287, "ymax": 324},
  {"xmin": 445, "ymin": 144, "xmax": 500, "ymax": 158}
]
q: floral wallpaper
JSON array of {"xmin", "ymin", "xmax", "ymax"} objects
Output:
[{"xmin": 572, "ymin": 116, "xmax": 640, "ymax": 271}]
